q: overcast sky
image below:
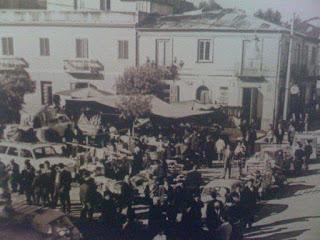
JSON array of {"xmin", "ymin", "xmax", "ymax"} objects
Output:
[{"xmin": 191, "ymin": 0, "xmax": 320, "ymax": 22}]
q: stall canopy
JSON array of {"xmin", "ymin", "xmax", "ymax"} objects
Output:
[{"xmin": 57, "ymin": 88, "xmax": 213, "ymax": 119}]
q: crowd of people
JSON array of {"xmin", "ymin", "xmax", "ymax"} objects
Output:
[{"xmin": 0, "ymin": 112, "xmax": 316, "ymax": 240}]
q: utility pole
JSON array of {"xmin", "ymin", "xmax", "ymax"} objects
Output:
[{"xmin": 283, "ymin": 13, "xmax": 295, "ymax": 121}]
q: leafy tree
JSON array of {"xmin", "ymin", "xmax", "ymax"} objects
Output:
[
  {"xmin": 0, "ymin": 70, "xmax": 35, "ymax": 123},
  {"xmin": 116, "ymin": 62, "xmax": 178, "ymax": 97},
  {"xmin": 199, "ymin": 0, "xmax": 222, "ymax": 11},
  {"xmin": 254, "ymin": 8, "xmax": 282, "ymax": 25},
  {"xmin": 117, "ymin": 95, "xmax": 152, "ymax": 124}
]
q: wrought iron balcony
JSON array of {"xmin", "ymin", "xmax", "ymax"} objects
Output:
[
  {"xmin": 63, "ymin": 59, "xmax": 104, "ymax": 74},
  {"xmin": 0, "ymin": 57, "xmax": 29, "ymax": 70}
]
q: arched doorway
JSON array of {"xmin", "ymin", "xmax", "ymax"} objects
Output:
[{"xmin": 196, "ymin": 85, "xmax": 210, "ymax": 104}]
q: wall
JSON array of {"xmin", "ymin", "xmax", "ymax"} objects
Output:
[
  {"xmin": 138, "ymin": 30, "xmax": 282, "ymax": 129},
  {"xmin": 0, "ymin": 23, "xmax": 136, "ymax": 104}
]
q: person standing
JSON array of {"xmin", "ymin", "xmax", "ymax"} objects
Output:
[
  {"xmin": 20, "ymin": 160, "xmax": 35, "ymax": 205},
  {"xmin": 246, "ymin": 127, "xmax": 257, "ymax": 156},
  {"xmin": 216, "ymin": 137, "xmax": 226, "ymax": 161},
  {"xmin": 80, "ymin": 177, "xmax": 97, "ymax": 221},
  {"xmin": 304, "ymin": 140, "xmax": 313, "ymax": 171},
  {"xmin": 58, "ymin": 163, "xmax": 72, "ymax": 213},
  {"xmin": 241, "ymin": 179, "xmax": 257, "ymax": 229},
  {"xmin": 240, "ymin": 120, "xmax": 248, "ymax": 140},
  {"xmin": 288, "ymin": 123, "xmax": 296, "ymax": 146},
  {"xmin": 274, "ymin": 123, "xmax": 284, "ymax": 144},
  {"xmin": 206, "ymin": 200, "xmax": 232, "ymax": 240},
  {"xmin": 32, "ymin": 170, "xmax": 42, "ymax": 205},
  {"xmin": 223, "ymin": 145, "xmax": 233, "ymax": 179},
  {"xmin": 9, "ymin": 159, "xmax": 20, "ymax": 193},
  {"xmin": 294, "ymin": 143, "xmax": 305, "ymax": 175}
]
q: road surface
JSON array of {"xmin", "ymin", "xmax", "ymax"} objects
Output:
[{"xmin": 244, "ymin": 159, "xmax": 320, "ymax": 240}]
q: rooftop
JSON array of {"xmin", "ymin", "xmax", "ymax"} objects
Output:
[
  {"xmin": 0, "ymin": 10, "xmax": 137, "ymax": 26},
  {"xmin": 139, "ymin": 8, "xmax": 288, "ymax": 32}
]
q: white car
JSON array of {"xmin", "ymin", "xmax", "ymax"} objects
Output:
[{"xmin": 0, "ymin": 141, "xmax": 75, "ymax": 171}]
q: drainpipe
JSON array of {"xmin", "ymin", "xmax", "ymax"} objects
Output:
[
  {"xmin": 273, "ymin": 36, "xmax": 283, "ymax": 127},
  {"xmin": 283, "ymin": 13, "xmax": 295, "ymax": 120}
]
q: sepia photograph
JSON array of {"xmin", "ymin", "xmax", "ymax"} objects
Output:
[{"xmin": 0, "ymin": 0, "xmax": 319, "ymax": 239}]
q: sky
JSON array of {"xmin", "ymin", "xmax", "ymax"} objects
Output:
[{"xmin": 191, "ymin": 0, "xmax": 320, "ymax": 22}]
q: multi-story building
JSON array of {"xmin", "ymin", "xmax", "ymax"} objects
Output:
[
  {"xmin": 137, "ymin": 9, "xmax": 319, "ymax": 129},
  {"xmin": 47, "ymin": 0, "xmax": 173, "ymax": 15},
  {"xmin": 0, "ymin": 10, "xmax": 137, "ymax": 105}
]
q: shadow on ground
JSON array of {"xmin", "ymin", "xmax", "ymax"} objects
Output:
[{"xmin": 244, "ymin": 216, "xmax": 320, "ymax": 240}]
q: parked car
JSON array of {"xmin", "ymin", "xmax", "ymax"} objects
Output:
[
  {"xmin": 0, "ymin": 141, "xmax": 75, "ymax": 171},
  {"xmin": 5, "ymin": 203, "xmax": 81, "ymax": 240}
]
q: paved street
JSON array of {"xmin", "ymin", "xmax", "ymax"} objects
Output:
[{"xmin": 243, "ymin": 159, "xmax": 320, "ymax": 240}]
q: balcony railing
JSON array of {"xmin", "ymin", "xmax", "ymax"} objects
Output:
[
  {"xmin": 0, "ymin": 57, "xmax": 29, "ymax": 70},
  {"xmin": 63, "ymin": 59, "xmax": 104, "ymax": 74},
  {"xmin": 241, "ymin": 68, "xmax": 263, "ymax": 77}
]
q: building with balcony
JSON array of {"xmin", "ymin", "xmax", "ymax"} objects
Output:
[
  {"xmin": 137, "ymin": 9, "xmax": 320, "ymax": 129},
  {"xmin": 0, "ymin": 10, "xmax": 137, "ymax": 105}
]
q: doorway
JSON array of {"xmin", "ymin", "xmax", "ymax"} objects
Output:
[{"xmin": 242, "ymin": 88, "xmax": 263, "ymax": 128}]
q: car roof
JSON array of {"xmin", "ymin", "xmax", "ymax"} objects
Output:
[{"xmin": 0, "ymin": 141, "xmax": 55, "ymax": 149}]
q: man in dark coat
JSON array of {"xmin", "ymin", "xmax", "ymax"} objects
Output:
[
  {"xmin": 225, "ymin": 192, "xmax": 243, "ymax": 240},
  {"xmin": 206, "ymin": 200, "xmax": 232, "ymax": 240},
  {"xmin": 80, "ymin": 177, "xmax": 97, "ymax": 221},
  {"xmin": 274, "ymin": 123, "xmax": 284, "ymax": 144},
  {"xmin": 304, "ymin": 140, "xmax": 313, "ymax": 170},
  {"xmin": 58, "ymin": 163, "xmax": 72, "ymax": 213},
  {"xmin": 241, "ymin": 179, "xmax": 257, "ymax": 229},
  {"xmin": 20, "ymin": 160, "xmax": 35, "ymax": 204},
  {"xmin": 100, "ymin": 191, "xmax": 118, "ymax": 226},
  {"xmin": 9, "ymin": 159, "xmax": 20, "ymax": 193},
  {"xmin": 294, "ymin": 143, "xmax": 305, "ymax": 175}
]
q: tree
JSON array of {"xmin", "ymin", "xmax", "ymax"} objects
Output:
[
  {"xmin": 116, "ymin": 62, "xmax": 180, "ymax": 132},
  {"xmin": 254, "ymin": 8, "xmax": 282, "ymax": 25},
  {"xmin": 117, "ymin": 95, "xmax": 152, "ymax": 124},
  {"xmin": 0, "ymin": 71, "xmax": 35, "ymax": 123},
  {"xmin": 199, "ymin": 0, "xmax": 222, "ymax": 11},
  {"xmin": 116, "ymin": 63, "xmax": 178, "ymax": 97}
]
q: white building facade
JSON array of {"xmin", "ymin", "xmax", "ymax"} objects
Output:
[
  {"xmin": 47, "ymin": 0, "xmax": 173, "ymax": 15},
  {"xmin": 0, "ymin": 10, "xmax": 137, "ymax": 106},
  {"xmin": 137, "ymin": 9, "xmax": 319, "ymax": 130}
]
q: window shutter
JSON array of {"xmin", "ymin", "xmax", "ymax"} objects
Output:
[
  {"xmin": 76, "ymin": 39, "xmax": 81, "ymax": 58},
  {"xmin": 124, "ymin": 40, "xmax": 128, "ymax": 59},
  {"xmin": 205, "ymin": 41, "xmax": 210, "ymax": 60},
  {"xmin": 2, "ymin": 38, "xmax": 7, "ymax": 55}
]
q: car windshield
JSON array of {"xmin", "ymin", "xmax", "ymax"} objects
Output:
[{"xmin": 33, "ymin": 146, "xmax": 58, "ymax": 159}]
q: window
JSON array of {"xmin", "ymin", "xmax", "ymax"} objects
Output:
[
  {"xmin": 2, "ymin": 37, "xmax": 14, "ymax": 56},
  {"xmin": 40, "ymin": 38, "xmax": 50, "ymax": 56},
  {"xmin": 0, "ymin": 145, "xmax": 7, "ymax": 154},
  {"xmin": 100, "ymin": 0, "xmax": 111, "ymax": 11},
  {"xmin": 21, "ymin": 149, "xmax": 33, "ymax": 158},
  {"xmin": 197, "ymin": 39, "xmax": 213, "ymax": 62},
  {"xmin": 74, "ymin": 0, "xmax": 85, "ymax": 9},
  {"xmin": 7, "ymin": 147, "xmax": 18, "ymax": 156},
  {"xmin": 41, "ymin": 81, "xmax": 53, "ymax": 105},
  {"xmin": 311, "ymin": 47, "xmax": 317, "ymax": 64},
  {"xmin": 33, "ymin": 147, "xmax": 57, "ymax": 159},
  {"xmin": 118, "ymin": 40, "xmax": 129, "ymax": 59},
  {"xmin": 156, "ymin": 39, "xmax": 171, "ymax": 66},
  {"xmin": 219, "ymin": 87, "xmax": 229, "ymax": 106},
  {"xmin": 76, "ymin": 39, "xmax": 89, "ymax": 58}
]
